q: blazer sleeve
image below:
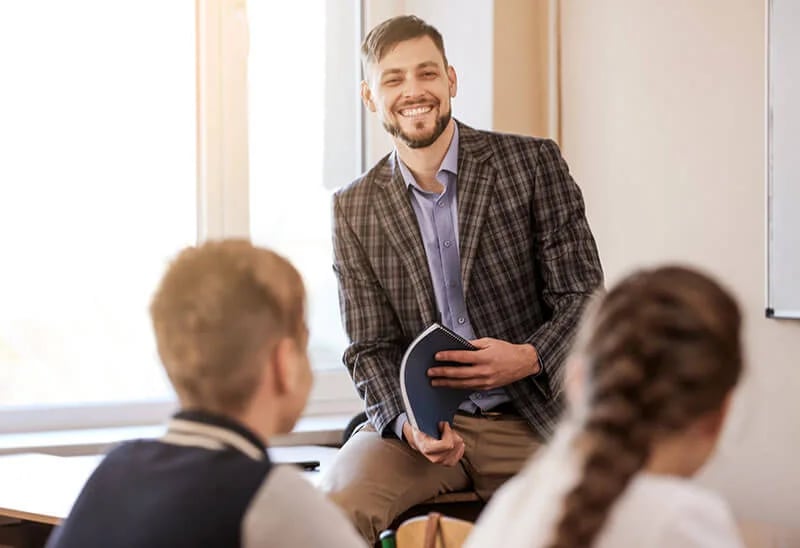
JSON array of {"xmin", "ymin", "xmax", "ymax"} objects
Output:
[
  {"xmin": 525, "ymin": 139, "xmax": 603, "ymax": 395},
  {"xmin": 332, "ymin": 192, "xmax": 406, "ymax": 435}
]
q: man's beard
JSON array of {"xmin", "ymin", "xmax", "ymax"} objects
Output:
[{"xmin": 383, "ymin": 105, "xmax": 452, "ymax": 149}]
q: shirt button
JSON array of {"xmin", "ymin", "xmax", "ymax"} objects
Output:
[
  {"xmin": 438, "ymin": 201, "xmax": 446, "ymax": 208},
  {"xmin": 444, "ymin": 240, "xmax": 452, "ymax": 248},
  {"xmin": 457, "ymin": 317, "xmax": 466, "ymax": 325}
]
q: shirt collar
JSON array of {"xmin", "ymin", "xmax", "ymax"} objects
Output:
[
  {"xmin": 397, "ymin": 122, "xmax": 459, "ymax": 192},
  {"xmin": 163, "ymin": 409, "xmax": 270, "ymax": 462}
]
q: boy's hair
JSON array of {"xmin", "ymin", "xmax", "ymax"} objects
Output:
[
  {"xmin": 150, "ymin": 239, "xmax": 305, "ymax": 415},
  {"xmin": 361, "ymin": 15, "xmax": 448, "ymax": 77},
  {"xmin": 548, "ymin": 265, "xmax": 743, "ymax": 548}
]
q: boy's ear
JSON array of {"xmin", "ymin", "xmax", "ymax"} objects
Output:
[
  {"xmin": 360, "ymin": 80, "xmax": 376, "ymax": 112},
  {"xmin": 272, "ymin": 338, "xmax": 297, "ymax": 396}
]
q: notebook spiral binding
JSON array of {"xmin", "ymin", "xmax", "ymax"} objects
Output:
[{"xmin": 437, "ymin": 323, "xmax": 477, "ymax": 350}]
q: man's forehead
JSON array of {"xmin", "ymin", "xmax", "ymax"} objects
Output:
[{"xmin": 376, "ymin": 36, "xmax": 444, "ymax": 65}]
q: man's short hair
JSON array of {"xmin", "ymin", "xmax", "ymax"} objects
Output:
[
  {"xmin": 150, "ymin": 239, "xmax": 305, "ymax": 415},
  {"xmin": 361, "ymin": 15, "xmax": 448, "ymax": 77}
]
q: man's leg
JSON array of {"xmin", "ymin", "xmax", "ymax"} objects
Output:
[
  {"xmin": 454, "ymin": 413, "xmax": 542, "ymax": 500},
  {"xmin": 319, "ymin": 424, "xmax": 470, "ymax": 545}
]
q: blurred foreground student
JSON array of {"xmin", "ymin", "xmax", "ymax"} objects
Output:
[
  {"xmin": 47, "ymin": 240, "xmax": 365, "ymax": 548},
  {"xmin": 466, "ymin": 265, "xmax": 745, "ymax": 548}
]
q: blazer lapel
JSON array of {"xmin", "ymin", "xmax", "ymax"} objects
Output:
[
  {"xmin": 457, "ymin": 123, "xmax": 496, "ymax": 297},
  {"xmin": 374, "ymin": 154, "xmax": 438, "ymax": 326}
]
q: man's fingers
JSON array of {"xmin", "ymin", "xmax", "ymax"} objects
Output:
[
  {"xmin": 419, "ymin": 423, "xmax": 465, "ymax": 465},
  {"xmin": 434, "ymin": 349, "xmax": 479, "ymax": 364},
  {"xmin": 427, "ymin": 441, "xmax": 464, "ymax": 466},
  {"xmin": 435, "ymin": 339, "xmax": 494, "ymax": 364},
  {"xmin": 428, "ymin": 364, "xmax": 489, "ymax": 379},
  {"xmin": 418, "ymin": 426, "xmax": 457, "ymax": 455},
  {"xmin": 468, "ymin": 338, "xmax": 494, "ymax": 349},
  {"xmin": 438, "ymin": 422, "xmax": 454, "ymax": 443},
  {"xmin": 440, "ymin": 439, "xmax": 466, "ymax": 467},
  {"xmin": 439, "ymin": 422, "xmax": 464, "ymax": 444},
  {"xmin": 422, "ymin": 441, "xmax": 456, "ymax": 455}
]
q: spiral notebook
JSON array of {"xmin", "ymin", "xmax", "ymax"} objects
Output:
[{"xmin": 400, "ymin": 323, "xmax": 476, "ymax": 439}]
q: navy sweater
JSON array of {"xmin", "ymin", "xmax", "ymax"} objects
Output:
[{"xmin": 46, "ymin": 411, "xmax": 271, "ymax": 548}]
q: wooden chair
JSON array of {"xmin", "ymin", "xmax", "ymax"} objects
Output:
[
  {"xmin": 390, "ymin": 512, "xmax": 474, "ymax": 548},
  {"xmin": 388, "ymin": 490, "xmax": 483, "ymax": 533}
]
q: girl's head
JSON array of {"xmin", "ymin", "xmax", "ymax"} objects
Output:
[{"xmin": 550, "ymin": 265, "xmax": 743, "ymax": 548}]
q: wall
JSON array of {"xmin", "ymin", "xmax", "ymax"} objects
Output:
[
  {"xmin": 560, "ymin": 0, "xmax": 800, "ymax": 526},
  {"xmin": 493, "ymin": 0, "xmax": 556, "ymax": 139},
  {"xmin": 403, "ymin": 0, "xmax": 494, "ymax": 132}
]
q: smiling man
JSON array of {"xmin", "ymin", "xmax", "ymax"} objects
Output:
[{"xmin": 321, "ymin": 15, "xmax": 604, "ymax": 544}]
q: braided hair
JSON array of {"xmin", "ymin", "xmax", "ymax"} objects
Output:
[{"xmin": 547, "ymin": 266, "xmax": 743, "ymax": 548}]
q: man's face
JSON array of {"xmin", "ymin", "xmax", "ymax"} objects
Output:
[{"xmin": 363, "ymin": 36, "xmax": 457, "ymax": 149}]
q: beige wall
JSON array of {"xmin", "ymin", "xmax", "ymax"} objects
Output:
[
  {"xmin": 560, "ymin": 0, "xmax": 800, "ymax": 526},
  {"xmin": 493, "ymin": 0, "xmax": 549, "ymax": 138}
]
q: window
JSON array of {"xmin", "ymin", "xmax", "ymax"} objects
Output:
[
  {"xmin": 0, "ymin": 0, "xmax": 363, "ymax": 433},
  {"xmin": 0, "ymin": 1, "xmax": 195, "ymax": 429},
  {"xmin": 247, "ymin": 0, "xmax": 360, "ymax": 372}
]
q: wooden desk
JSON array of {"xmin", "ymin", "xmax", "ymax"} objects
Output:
[
  {"xmin": 0, "ymin": 454, "xmax": 99, "ymax": 526},
  {"xmin": 0, "ymin": 446, "xmax": 338, "ymax": 526}
]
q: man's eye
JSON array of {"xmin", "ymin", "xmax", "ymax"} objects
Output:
[
  {"xmin": 422, "ymin": 72, "xmax": 437, "ymax": 78},
  {"xmin": 384, "ymin": 79, "xmax": 401, "ymax": 86}
]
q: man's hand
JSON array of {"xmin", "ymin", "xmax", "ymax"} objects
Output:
[
  {"xmin": 402, "ymin": 421, "xmax": 465, "ymax": 466},
  {"xmin": 429, "ymin": 338, "xmax": 540, "ymax": 390}
]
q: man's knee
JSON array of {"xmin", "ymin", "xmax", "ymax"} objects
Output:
[{"xmin": 322, "ymin": 476, "xmax": 395, "ymax": 544}]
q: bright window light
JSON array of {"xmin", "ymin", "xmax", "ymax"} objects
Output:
[
  {"xmin": 248, "ymin": 0, "xmax": 357, "ymax": 371},
  {"xmin": 0, "ymin": 1, "xmax": 195, "ymax": 408}
]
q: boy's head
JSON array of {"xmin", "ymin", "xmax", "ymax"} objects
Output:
[{"xmin": 150, "ymin": 239, "xmax": 311, "ymax": 436}]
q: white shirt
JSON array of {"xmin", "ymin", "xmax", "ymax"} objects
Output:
[
  {"xmin": 465, "ymin": 425, "xmax": 744, "ymax": 548},
  {"xmin": 243, "ymin": 465, "xmax": 367, "ymax": 548}
]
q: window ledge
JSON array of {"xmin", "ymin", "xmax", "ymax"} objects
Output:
[{"xmin": 0, "ymin": 414, "xmax": 353, "ymax": 456}]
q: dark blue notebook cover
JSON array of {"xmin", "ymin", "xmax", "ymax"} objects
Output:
[{"xmin": 400, "ymin": 323, "xmax": 476, "ymax": 439}]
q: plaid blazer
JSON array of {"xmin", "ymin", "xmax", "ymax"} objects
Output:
[{"xmin": 332, "ymin": 121, "xmax": 603, "ymax": 440}]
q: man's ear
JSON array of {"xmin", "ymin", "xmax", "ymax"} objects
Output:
[
  {"xmin": 360, "ymin": 80, "xmax": 376, "ymax": 112},
  {"xmin": 447, "ymin": 65, "xmax": 458, "ymax": 98},
  {"xmin": 272, "ymin": 338, "xmax": 297, "ymax": 396}
]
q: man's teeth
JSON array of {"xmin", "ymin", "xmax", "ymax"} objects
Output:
[{"xmin": 401, "ymin": 106, "xmax": 433, "ymax": 116}]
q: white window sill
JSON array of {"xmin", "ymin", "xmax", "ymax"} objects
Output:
[{"xmin": 0, "ymin": 413, "xmax": 355, "ymax": 457}]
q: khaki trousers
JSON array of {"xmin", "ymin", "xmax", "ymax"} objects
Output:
[{"xmin": 319, "ymin": 413, "xmax": 542, "ymax": 545}]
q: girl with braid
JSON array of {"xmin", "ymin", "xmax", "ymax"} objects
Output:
[{"xmin": 466, "ymin": 266, "xmax": 745, "ymax": 547}]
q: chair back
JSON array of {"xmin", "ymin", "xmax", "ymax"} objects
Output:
[{"xmin": 395, "ymin": 512, "xmax": 473, "ymax": 548}]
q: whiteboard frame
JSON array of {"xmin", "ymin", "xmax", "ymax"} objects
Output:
[{"xmin": 766, "ymin": 0, "xmax": 800, "ymax": 319}]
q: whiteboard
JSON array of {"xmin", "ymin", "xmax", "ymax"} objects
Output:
[{"xmin": 767, "ymin": 0, "xmax": 800, "ymax": 319}]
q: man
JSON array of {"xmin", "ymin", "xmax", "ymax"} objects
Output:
[
  {"xmin": 47, "ymin": 240, "xmax": 365, "ymax": 548},
  {"xmin": 321, "ymin": 15, "xmax": 603, "ymax": 544}
]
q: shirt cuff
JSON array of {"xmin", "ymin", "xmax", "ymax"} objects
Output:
[
  {"xmin": 390, "ymin": 413, "xmax": 408, "ymax": 441},
  {"xmin": 529, "ymin": 343, "xmax": 546, "ymax": 377}
]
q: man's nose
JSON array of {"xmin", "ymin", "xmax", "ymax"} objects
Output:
[{"xmin": 402, "ymin": 77, "xmax": 424, "ymax": 98}]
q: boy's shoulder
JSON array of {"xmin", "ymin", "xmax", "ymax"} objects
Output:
[{"xmin": 242, "ymin": 465, "xmax": 367, "ymax": 548}]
